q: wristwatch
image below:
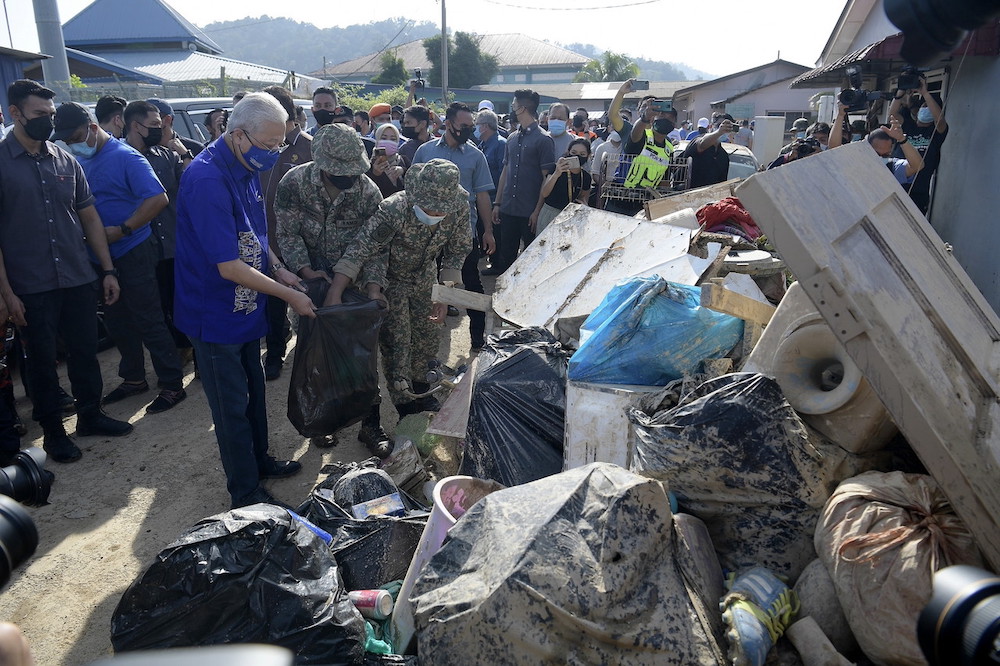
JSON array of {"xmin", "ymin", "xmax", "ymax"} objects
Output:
[
  {"xmin": 101, "ymin": 268, "xmax": 119, "ymax": 278},
  {"xmin": 118, "ymin": 223, "xmax": 132, "ymax": 236},
  {"xmin": 271, "ymin": 261, "xmax": 285, "ymax": 275},
  {"xmin": 898, "ymin": 135, "xmax": 909, "ymax": 144}
]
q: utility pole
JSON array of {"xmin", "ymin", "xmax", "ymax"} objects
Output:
[
  {"xmin": 32, "ymin": 0, "xmax": 72, "ymax": 101},
  {"xmin": 441, "ymin": 0, "xmax": 448, "ymax": 104}
]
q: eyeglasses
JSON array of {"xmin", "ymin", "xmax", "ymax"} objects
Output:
[{"xmin": 243, "ymin": 129, "xmax": 287, "ymax": 154}]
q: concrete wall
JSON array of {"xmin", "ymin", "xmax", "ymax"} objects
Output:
[
  {"xmin": 926, "ymin": 56, "xmax": 1000, "ymax": 314},
  {"xmin": 673, "ymin": 61, "xmax": 810, "ymax": 122},
  {"xmin": 849, "ymin": 0, "xmax": 897, "ymax": 51}
]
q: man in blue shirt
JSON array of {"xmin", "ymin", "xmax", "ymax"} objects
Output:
[
  {"xmin": 54, "ymin": 102, "xmax": 187, "ymax": 415},
  {"xmin": 414, "ymin": 102, "xmax": 496, "ymax": 352},
  {"xmin": 175, "ymin": 93, "xmax": 316, "ymax": 509}
]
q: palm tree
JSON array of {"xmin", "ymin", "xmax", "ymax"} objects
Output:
[{"xmin": 574, "ymin": 51, "xmax": 640, "ymax": 83}]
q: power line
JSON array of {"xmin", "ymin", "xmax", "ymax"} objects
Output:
[
  {"xmin": 331, "ymin": 19, "xmax": 416, "ymax": 81},
  {"xmin": 482, "ymin": 0, "xmax": 661, "ymax": 9}
]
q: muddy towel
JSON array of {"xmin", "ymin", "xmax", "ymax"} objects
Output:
[
  {"xmin": 629, "ymin": 372, "xmax": 878, "ymax": 580},
  {"xmin": 111, "ymin": 504, "xmax": 366, "ymax": 664},
  {"xmin": 460, "ymin": 327, "xmax": 570, "ymax": 486},
  {"xmin": 411, "ymin": 463, "xmax": 727, "ymax": 665}
]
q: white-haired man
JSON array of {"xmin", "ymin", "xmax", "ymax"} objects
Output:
[{"xmin": 175, "ymin": 92, "xmax": 317, "ymax": 509}]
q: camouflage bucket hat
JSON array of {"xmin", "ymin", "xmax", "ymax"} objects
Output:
[
  {"xmin": 407, "ymin": 159, "xmax": 467, "ymax": 211},
  {"xmin": 313, "ymin": 123, "xmax": 370, "ymax": 176}
]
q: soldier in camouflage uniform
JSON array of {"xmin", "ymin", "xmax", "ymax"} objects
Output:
[
  {"xmin": 328, "ymin": 159, "xmax": 472, "ymax": 416},
  {"xmin": 274, "ymin": 123, "xmax": 393, "ymax": 456}
]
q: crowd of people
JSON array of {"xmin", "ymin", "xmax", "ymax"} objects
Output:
[{"xmin": 0, "ymin": 71, "xmax": 945, "ymax": 509}]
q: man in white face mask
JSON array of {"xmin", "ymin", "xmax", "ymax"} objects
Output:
[
  {"xmin": 888, "ymin": 75, "xmax": 949, "ymax": 214},
  {"xmin": 326, "ymin": 159, "xmax": 472, "ymax": 418}
]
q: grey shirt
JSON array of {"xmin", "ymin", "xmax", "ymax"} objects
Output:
[
  {"xmin": 499, "ymin": 122, "xmax": 555, "ymax": 218},
  {"xmin": 0, "ymin": 135, "xmax": 98, "ymax": 295}
]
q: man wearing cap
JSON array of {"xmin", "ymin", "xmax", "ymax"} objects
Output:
[
  {"xmin": 390, "ymin": 105, "xmax": 404, "ymax": 129},
  {"xmin": 0, "ymin": 79, "xmax": 132, "ymax": 463},
  {"xmin": 146, "ymin": 98, "xmax": 202, "ymax": 161},
  {"xmin": 274, "ymin": 124, "xmax": 391, "ymax": 456},
  {"xmin": 326, "ymin": 159, "xmax": 472, "ymax": 417},
  {"xmin": 414, "ymin": 102, "xmax": 496, "ymax": 353},
  {"xmin": 369, "ymin": 103, "xmax": 392, "ymax": 131},
  {"xmin": 54, "ymin": 100, "xmax": 190, "ymax": 416},
  {"xmin": 259, "ymin": 85, "xmax": 313, "ymax": 381},
  {"xmin": 175, "ymin": 92, "xmax": 317, "ymax": 509}
]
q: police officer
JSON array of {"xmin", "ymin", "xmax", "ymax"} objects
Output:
[
  {"xmin": 325, "ymin": 159, "xmax": 472, "ymax": 418},
  {"xmin": 274, "ymin": 123, "xmax": 391, "ymax": 456}
]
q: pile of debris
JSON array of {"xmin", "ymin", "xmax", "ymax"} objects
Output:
[{"xmin": 107, "ymin": 143, "xmax": 999, "ymax": 665}]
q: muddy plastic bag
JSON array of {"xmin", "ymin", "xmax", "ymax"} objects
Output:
[
  {"xmin": 299, "ymin": 460, "xmax": 429, "ymax": 592},
  {"xmin": 629, "ymin": 372, "xmax": 879, "ymax": 580},
  {"xmin": 411, "ymin": 463, "xmax": 727, "ymax": 665},
  {"xmin": 568, "ymin": 276, "xmax": 744, "ymax": 385},
  {"xmin": 288, "ymin": 283, "xmax": 386, "ymax": 437},
  {"xmin": 110, "ymin": 504, "xmax": 366, "ymax": 664},
  {"xmin": 815, "ymin": 471, "xmax": 983, "ymax": 665},
  {"xmin": 459, "ymin": 328, "xmax": 570, "ymax": 487}
]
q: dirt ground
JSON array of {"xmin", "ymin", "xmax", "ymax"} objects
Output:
[{"xmin": 0, "ymin": 304, "xmax": 475, "ymax": 665}]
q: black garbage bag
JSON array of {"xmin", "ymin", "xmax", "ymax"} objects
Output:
[
  {"xmin": 459, "ymin": 327, "xmax": 570, "ymax": 486},
  {"xmin": 411, "ymin": 463, "xmax": 727, "ymax": 665},
  {"xmin": 628, "ymin": 372, "xmax": 878, "ymax": 579},
  {"xmin": 110, "ymin": 504, "xmax": 366, "ymax": 664},
  {"xmin": 288, "ymin": 283, "xmax": 386, "ymax": 438},
  {"xmin": 299, "ymin": 460, "xmax": 429, "ymax": 591}
]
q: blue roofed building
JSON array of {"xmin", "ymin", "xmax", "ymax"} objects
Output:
[{"xmin": 23, "ymin": 0, "xmax": 324, "ymax": 97}]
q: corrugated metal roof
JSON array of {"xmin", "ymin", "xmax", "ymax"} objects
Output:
[
  {"xmin": 63, "ymin": 0, "xmax": 223, "ymax": 54},
  {"xmin": 66, "ymin": 47, "xmax": 164, "ymax": 83},
  {"xmin": 319, "ymin": 33, "xmax": 589, "ymax": 78},
  {"xmin": 478, "ymin": 81, "xmax": 690, "ymax": 101},
  {"xmin": 88, "ymin": 50, "xmax": 325, "ymax": 89}
]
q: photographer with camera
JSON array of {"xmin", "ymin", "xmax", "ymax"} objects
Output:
[
  {"xmin": 766, "ymin": 136, "xmax": 821, "ymax": 169},
  {"xmin": 683, "ymin": 113, "xmax": 733, "ymax": 188},
  {"xmin": 829, "ymin": 104, "xmax": 924, "ymax": 186},
  {"xmin": 888, "ymin": 74, "xmax": 948, "ymax": 214}
]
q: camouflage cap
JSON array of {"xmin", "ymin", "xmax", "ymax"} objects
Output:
[
  {"xmin": 406, "ymin": 159, "xmax": 468, "ymax": 212},
  {"xmin": 312, "ymin": 123, "xmax": 370, "ymax": 176}
]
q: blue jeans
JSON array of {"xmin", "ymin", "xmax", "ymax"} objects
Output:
[{"xmin": 190, "ymin": 336, "xmax": 270, "ymax": 504}]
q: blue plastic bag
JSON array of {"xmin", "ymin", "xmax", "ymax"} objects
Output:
[{"xmin": 568, "ymin": 276, "xmax": 743, "ymax": 385}]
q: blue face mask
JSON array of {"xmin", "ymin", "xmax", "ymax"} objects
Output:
[
  {"xmin": 917, "ymin": 107, "xmax": 934, "ymax": 124},
  {"xmin": 473, "ymin": 126, "xmax": 482, "ymax": 140},
  {"xmin": 548, "ymin": 119, "xmax": 567, "ymax": 136},
  {"xmin": 851, "ymin": 134, "xmax": 863, "ymax": 142},
  {"xmin": 67, "ymin": 129, "xmax": 97, "ymax": 159},
  {"xmin": 243, "ymin": 143, "xmax": 281, "ymax": 172},
  {"xmin": 413, "ymin": 205, "xmax": 445, "ymax": 226}
]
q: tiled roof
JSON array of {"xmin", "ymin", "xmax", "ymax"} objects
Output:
[
  {"xmin": 318, "ymin": 33, "xmax": 589, "ymax": 78},
  {"xmin": 63, "ymin": 0, "xmax": 223, "ymax": 54}
]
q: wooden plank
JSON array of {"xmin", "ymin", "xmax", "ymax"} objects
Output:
[
  {"xmin": 426, "ymin": 357, "xmax": 479, "ymax": 438},
  {"xmin": 644, "ymin": 178, "xmax": 742, "ymax": 221},
  {"xmin": 432, "ymin": 284, "xmax": 497, "ymax": 335},
  {"xmin": 736, "ymin": 141, "xmax": 1000, "ymax": 569},
  {"xmin": 700, "ymin": 282, "xmax": 776, "ymax": 326}
]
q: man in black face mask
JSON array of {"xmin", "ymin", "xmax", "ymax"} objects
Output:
[
  {"xmin": 146, "ymin": 98, "xmax": 202, "ymax": 161},
  {"xmin": 309, "ymin": 86, "xmax": 339, "ymax": 136},
  {"xmin": 413, "ymin": 102, "xmax": 496, "ymax": 353},
  {"xmin": 124, "ymin": 100, "xmax": 191, "ymax": 360},
  {"xmin": 398, "ymin": 104, "xmax": 431, "ymax": 165},
  {"xmin": 0, "ymin": 79, "xmax": 129, "ymax": 463}
]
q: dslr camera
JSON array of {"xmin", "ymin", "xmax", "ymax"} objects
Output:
[
  {"xmin": 0, "ymin": 447, "xmax": 52, "ymax": 587},
  {"xmin": 838, "ymin": 65, "xmax": 894, "ymax": 112},
  {"xmin": 919, "ymin": 565, "xmax": 1000, "ymax": 665},
  {"xmin": 897, "ymin": 65, "xmax": 925, "ymax": 91}
]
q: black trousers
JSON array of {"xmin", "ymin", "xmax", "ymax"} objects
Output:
[
  {"xmin": 496, "ymin": 212, "xmax": 534, "ymax": 272},
  {"xmin": 264, "ymin": 295, "xmax": 289, "ymax": 366}
]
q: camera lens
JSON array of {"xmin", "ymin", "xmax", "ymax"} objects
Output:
[
  {"xmin": 0, "ymin": 495, "xmax": 38, "ymax": 589},
  {"xmin": 0, "ymin": 447, "xmax": 52, "ymax": 507},
  {"xmin": 919, "ymin": 565, "xmax": 1000, "ymax": 665},
  {"xmin": 886, "ymin": 0, "xmax": 1000, "ymax": 66}
]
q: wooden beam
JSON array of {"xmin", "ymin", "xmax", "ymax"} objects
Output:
[
  {"xmin": 426, "ymin": 357, "xmax": 479, "ymax": 438},
  {"xmin": 644, "ymin": 178, "xmax": 742, "ymax": 221},
  {"xmin": 700, "ymin": 281, "xmax": 776, "ymax": 326},
  {"xmin": 431, "ymin": 283, "xmax": 496, "ymax": 334}
]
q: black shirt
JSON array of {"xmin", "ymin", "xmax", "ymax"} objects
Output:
[
  {"xmin": 896, "ymin": 108, "xmax": 948, "ymax": 212},
  {"xmin": 683, "ymin": 139, "xmax": 730, "ymax": 189},
  {"xmin": 142, "ymin": 145, "xmax": 184, "ymax": 260},
  {"xmin": 0, "ymin": 135, "xmax": 98, "ymax": 295},
  {"xmin": 544, "ymin": 170, "xmax": 592, "ymax": 210}
]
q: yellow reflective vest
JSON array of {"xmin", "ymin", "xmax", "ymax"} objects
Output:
[{"xmin": 623, "ymin": 130, "xmax": 674, "ymax": 188}]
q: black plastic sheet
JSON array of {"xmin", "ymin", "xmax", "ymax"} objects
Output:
[
  {"xmin": 110, "ymin": 505, "xmax": 366, "ymax": 664},
  {"xmin": 459, "ymin": 327, "xmax": 570, "ymax": 487},
  {"xmin": 288, "ymin": 282, "xmax": 386, "ymax": 437},
  {"xmin": 299, "ymin": 460, "xmax": 428, "ymax": 592}
]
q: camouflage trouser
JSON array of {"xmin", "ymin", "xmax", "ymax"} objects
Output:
[{"xmin": 380, "ymin": 280, "xmax": 441, "ymax": 405}]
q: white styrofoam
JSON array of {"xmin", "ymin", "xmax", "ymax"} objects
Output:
[{"xmin": 563, "ymin": 381, "xmax": 660, "ymax": 470}]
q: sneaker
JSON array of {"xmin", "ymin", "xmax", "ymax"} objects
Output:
[
  {"xmin": 309, "ymin": 434, "xmax": 337, "ymax": 448},
  {"xmin": 720, "ymin": 567, "xmax": 799, "ymax": 666},
  {"xmin": 358, "ymin": 423, "xmax": 394, "ymax": 459},
  {"xmin": 101, "ymin": 381, "xmax": 149, "ymax": 405},
  {"xmin": 447, "ymin": 305, "xmax": 460, "ymax": 317},
  {"xmin": 146, "ymin": 388, "xmax": 187, "ymax": 414},
  {"xmin": 58, "ymin": 386, "xmax": 76, "ymax": 413},
  {"xmin": 43, "ymin": 433, "xmax": 82, "ymax": 463},
  {"xmin": 76, "ymin": 410, "xmax": 133, "ymax": 437},
  {"xmin": 231, "ymin": 486, "xmax": 294, "ymax": 510},
  {"xmin": 259, "ymin": 458, "xmax": 302, "ymax": 479}
]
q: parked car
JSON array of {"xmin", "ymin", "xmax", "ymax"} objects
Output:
[{"xmin": 673, "ymin": 140, "xmax": 761, "ymax": 181}]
